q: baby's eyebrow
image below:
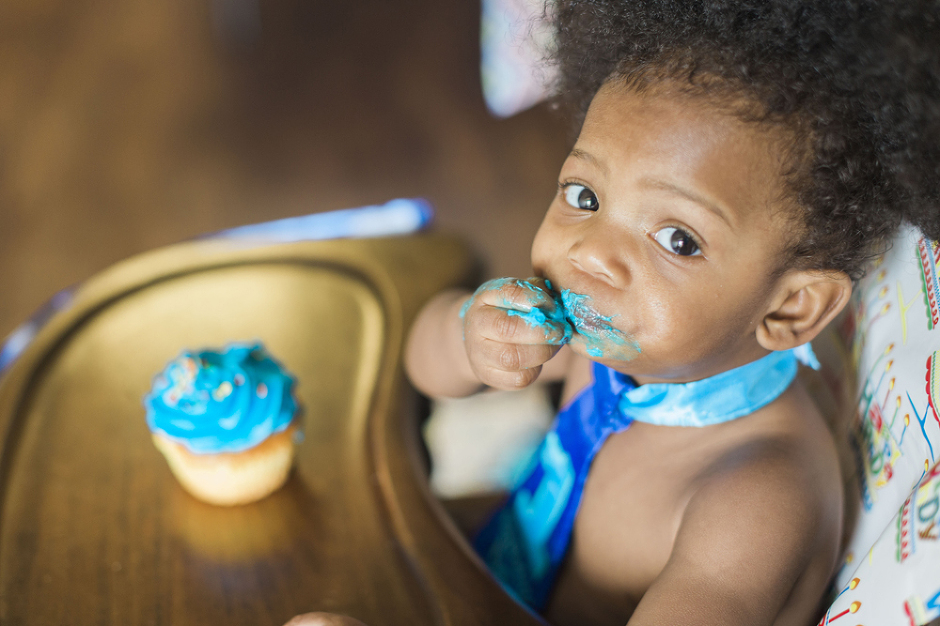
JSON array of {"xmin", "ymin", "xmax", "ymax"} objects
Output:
[
  {"xmin": 642, "ymin": 178, "xmax": 732, "ymax": 227},
  {"xmin": 569, "ymin": 148, "xmax": 609, "ymax": 177}
]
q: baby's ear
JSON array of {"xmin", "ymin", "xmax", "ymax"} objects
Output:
[{"xmin": 756, "ymin": 269, "xmax": 852, "ymax": 351}]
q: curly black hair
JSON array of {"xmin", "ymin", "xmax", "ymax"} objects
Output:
[{"xmin": 550, "ymin": 0, "xmax": 940, "ymax": 279}]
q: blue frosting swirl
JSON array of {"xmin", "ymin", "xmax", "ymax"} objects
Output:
[{"xmin": 144, "ymin": 343, "xmax": 299, "ymax": 454}]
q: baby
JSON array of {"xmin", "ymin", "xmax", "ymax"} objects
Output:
[{"xmin": 290, "ymin": 1, "xmax": 940, "ymax": 625}]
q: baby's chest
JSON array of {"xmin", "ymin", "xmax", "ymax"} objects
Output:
[{"xmin": 553, "ymin": 426, "xmax": 710, "ymax": 614}]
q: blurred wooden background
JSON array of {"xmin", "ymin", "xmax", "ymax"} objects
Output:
[{"xmin": 0, "ymin": 0, "xmax": 568, "ymax": 339}]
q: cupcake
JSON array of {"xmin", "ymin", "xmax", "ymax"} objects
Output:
[{"xmin": 144, "ymin": 342, "xmax": 301, "ymax": 506}]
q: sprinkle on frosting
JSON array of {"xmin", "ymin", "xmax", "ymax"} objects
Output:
[{"xmin": 144, "ymin": 342, "xmax": 298, "ymax": 454}]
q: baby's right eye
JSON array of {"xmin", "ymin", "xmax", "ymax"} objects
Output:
[{"xmin": 563, "ymin": 184, "xmax": 599, "ymax": 211}]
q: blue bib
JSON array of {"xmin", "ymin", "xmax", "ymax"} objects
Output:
[{"xmin": 473, "ymin": 347, "xmax": 814, "ymax": 609}]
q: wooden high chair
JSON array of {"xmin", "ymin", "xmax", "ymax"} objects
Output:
[{"xmin": 0, "ymin": 235, "xmax": 544, "ymax": 626}]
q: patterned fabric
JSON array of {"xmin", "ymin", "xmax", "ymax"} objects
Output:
[
  {"xmin": 819, "ymin": 224, "xmax": 940, "ymax": 626},
  {"xmin": 616, "ymin": 349, "xmax": 803, "ymax": 427},
  {"xmin": 475, "ymin": 350, "xmax": 803, "ymax": 609}
]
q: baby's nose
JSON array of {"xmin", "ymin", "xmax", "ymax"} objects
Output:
[{"xmin": 567, "ymin": 227, "xmax": 630, "ymax": 288}]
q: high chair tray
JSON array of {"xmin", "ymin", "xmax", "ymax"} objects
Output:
[{"xmin": 0, "ymin": 235, "xmax": 543, "ymax": 626}]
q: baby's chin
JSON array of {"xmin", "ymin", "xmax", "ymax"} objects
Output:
[
  {"xmin": 568, "ymin": 331, "xmax": 642, "ymax": 364},
  {"xmin": 570, "ymin": 335, "xmax": 706, "ymax": 385},
  {"xmin": 588, "ymin": 354, "xmax": 679, "ymax": 386}
]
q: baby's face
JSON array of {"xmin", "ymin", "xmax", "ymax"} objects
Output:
[{"xmin": 531, "ymin": 81, "xmax": 800, "ymax": 384}]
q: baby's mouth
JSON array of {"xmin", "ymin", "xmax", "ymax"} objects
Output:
[
  {"xmin": 545, "ymin": 281, "xmax": 641, "ymax": 361},
  {"xmin": 560, "ymin": 291, "xmax": 610, "ymax": 334}
]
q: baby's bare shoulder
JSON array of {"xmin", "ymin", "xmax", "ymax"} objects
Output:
[
  {"xmin": 689, "ymin": 386, "xmax": 842, "ymax": 550},
  {"xmin": 645, "ymin": 390, "xmax": 843, "ymax": 624},
  {"xmin": 630, "ymin": 443, "xmax": 840, "ymax": 625},
  {"xmin": 688, "ymin": 433, "xmax": 837, "ymax": 554}
]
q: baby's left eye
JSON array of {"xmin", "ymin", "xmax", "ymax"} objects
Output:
[
  {"xmin": 653, "ymin": 227, "xmax": 702, "ymax": 257},
  {"xmin": 563, "ymin": 184, "xmax": 599, "ymax": 211}
]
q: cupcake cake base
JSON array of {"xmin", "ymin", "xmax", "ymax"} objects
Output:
[{"xmin": 152, "ymin": 424, "xmax": 298, "ymax": 506}]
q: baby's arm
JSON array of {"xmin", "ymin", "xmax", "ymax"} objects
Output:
[
  {"xmin": 628, "ymin": 446, "xmax": 836, "ymax": 626},
  {"xmin": 404, "ymin": 279, "xmax": 572, "ymax": 398},
  {"xmin": 404, "ymin": 289, "xmax": 481, "ymax": 398}
]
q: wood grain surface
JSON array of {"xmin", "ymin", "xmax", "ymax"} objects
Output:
[{"xmin": 0, "ymin": 0, "xmax": 569, "ymax": 339}]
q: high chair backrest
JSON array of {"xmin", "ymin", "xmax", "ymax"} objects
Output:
[{"xmin": 815, "ymin": 224, "xmax": 940, "ymax": 626}]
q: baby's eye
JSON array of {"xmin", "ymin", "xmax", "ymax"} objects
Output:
[
  {"xmin": 563, "ymin": 184, "xmax": 599, "ymax": 211},
  {"xmin": 653, "ymin": 227, "xmax": 702, "ymax": 257}
]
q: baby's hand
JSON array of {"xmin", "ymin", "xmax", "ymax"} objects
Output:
[{"xmin": 460, "ymin": 277, "xmax": 570, "ymax": 390}]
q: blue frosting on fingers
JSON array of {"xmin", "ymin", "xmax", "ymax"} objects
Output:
[
  {"xmin": 461, "ymin": 277, "xmax": 641, "ymax": 359},
  {"xmin": 461, "ymin": 278, "xmax": 572, "ymax": 344}
]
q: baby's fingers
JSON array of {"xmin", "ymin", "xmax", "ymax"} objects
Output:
[
  {"xmin": 469, "ymin": 344, "xmax": 562, "ymax": 391},
  {"xmin": 474, "ymin": 337, "xmax": 560, "ymax": 374},
  {"xmin": 466, "ymin": 338, "xmax": 561, "ymax": 390},
  {"xmin": 473, "ymin": 277, "xmax": 560, "ymax": 315},
  {"xmin": 470, "ymin": 301, "xmax": 569, "ymax": 346},
  {"xmin": 474, "ymin": 362, "xmax": 544, "ymax": 390}
]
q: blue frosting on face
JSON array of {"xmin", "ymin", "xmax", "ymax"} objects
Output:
[
  {"xmin": 459, "ymin": 277, "xmax": 642, "ymax": 361},
  {"xmin": 557, "ymin": 289, "xmax": 641, "ymax": 360},
  {"xmin": 144, "ymin": 343, "xmax": 298, "ymax": 454}
]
